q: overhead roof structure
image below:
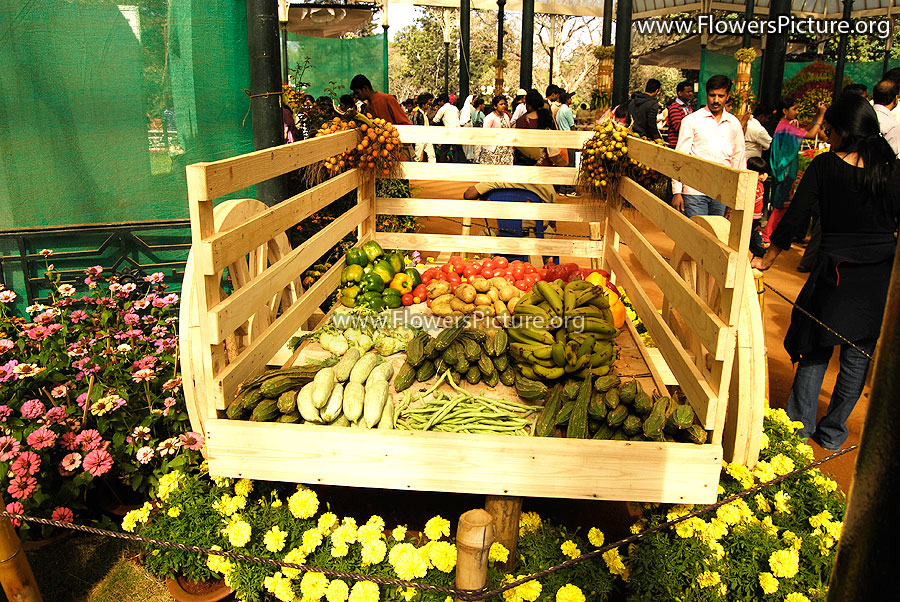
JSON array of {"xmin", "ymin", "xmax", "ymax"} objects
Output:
[
  {"xmin": 635, "ymin": 33, "xmax": 806, "ymax": 69},
  {"xmin": 388, "ymin": 0, "xmax": 610, "ymax": 18},
  {"xmin": 282, "ymin": 1, "xmax": 379, "ymax": 38}
]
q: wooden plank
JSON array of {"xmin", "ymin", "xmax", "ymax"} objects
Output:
[
  {"xmin": 622, "ymin": 316, "xmax": 670, "ymax": 394},
  {"xmin": 646, "ymin": 348, "xmax": 679, "ymax": 386},
  {"xmin": 625, "ymin": 137, "xmax": 748, "ymax": 210},
  {"xmin": 610, "ymin": 210, "xmax": 730, "ymax": 361},
  {"xmin": 193, "ymin": 130, "xmax": 358, "ymax": 201},
  {"xmin": 606, "ymin": 246, "xmax": 718, "ymax": 428},
  {"xmin": 395, "ymin": 124, "xmax": 591, "ymax": 148},
  {"xmin": 375, "ymin": 232, "xmax": 602, "ymax": 260},
  {"xmin": 399, "ymin": 163, "xmax": 578, "ymax": 185},
  {"xmin": 619, "ymin": 177, "xmax": 736, "ymax": 287},
  {"xmin": 375, "ymin": 197, "xmax": 607, "ymax": 223},
  {"xmin": 209, "ymin": 203, "xmax": 367, "ymax": 344},
  {"xmin": 213, "ymin": 259, "xmax": 346, "ymax": 408},
  {"xmin": 201, "ymin": 169, "xmax": 359, "ymax": 274},
  {"xmin": 204, "ymin": 419, "xmax": 722, "ymax": 503}
]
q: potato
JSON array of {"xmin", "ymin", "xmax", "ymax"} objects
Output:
[
  {"xmin": 431, "ymin": 293, "xmax": 455, "ymax": 316},
  {"xmin": 470, "ymin": 276, "xmax": 491, "ymax": 292},
  {"xmin": 474, "ymin": 304, "xmax": 495, "ymax": 316},
  {"xmin": 449, "ymin": 297, "xmax": 475, "ymax": 313},
  {"xmin": 499, "ymin": 286, "xmax": 520, "ymax": 303},
  {"xmin": 486, "ymin": 288, "xmax": 500, "ymax": 302},
  {"xmin": 493, "ymin": 299, "xmax": 509, "ymax": 316},
  {"xmin": 489, "ymin": 277, "xmax": 510, "ymax": 290},
  {"xmin": 507, "ymin": 296, "xmax": 520, "ymax": 313},
  {"xmin": 426, "ymin": 280, "xmax": 452, "ymax": 299},
  {"xmin": 455, "ymin": 283, "xmax": 477, "ymax": 303},
  {"xmin": 474, "ymin": 293, "xmax": 492, "ymax": 306}
]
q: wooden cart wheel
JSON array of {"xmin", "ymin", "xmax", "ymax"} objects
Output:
[
  {"xmin": 662, "ymin": 215, "xmax": 766, "ymax": 465},
  {"xmin": 179, "ymin": 199, "xmax": 302, "ymax": 440}
]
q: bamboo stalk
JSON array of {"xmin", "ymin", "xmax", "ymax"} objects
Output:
[
  {"xmin": 484, "ymin": 496, "xmax": 522, "ymax": 572},
  {"xmin": 0, "ymin": 494, "xmax": 43, "ymax": 601},
  {"xmin": 455, "ymin": 509, "xmax": 494, "ymax": 602}
]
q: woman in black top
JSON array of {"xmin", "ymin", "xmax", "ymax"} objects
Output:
[{"xmin": 752, "ymin": 92, "xmax": 900, "ymax": 450}]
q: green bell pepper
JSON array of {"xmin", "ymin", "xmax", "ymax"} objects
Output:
[
  {"xmin": 339, "ymin": 285, "xmax": 361, "ymax": 308},
  {"xmin": 341, "ymin": 264, "xmax": 364, "ymax": 285},
  {"xmin": 404, "ymin": 268, "xmax": 422, "ymax": 287},
  {"xmin": 346, "ymin": 247, "xmax": 368, "ymax": 267},
  {"xmin": 362, "ymin": 241, "xmax": 384, "ymax": 263},
  {"xmin": 381, "ymin": 288, "xmax": 402, "ymax": 309},
  {"xmin": 388, "ymin": 251, "xmax": 405, "ymax": 274},
  {"xmin": 372, "ymin": 260, "xmax": 395, "ymax": 285},
  {"xmin": 359, "ymin": 291, "xmax": 386, "ymax": 312},
  {"xmin": 361, "ymin": 272, "xmax": 385, "ymax": 293}
]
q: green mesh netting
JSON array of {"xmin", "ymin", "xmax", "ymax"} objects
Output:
[
  {"xmin": 286, "ymin": 32, "xmax": 386, "ymax": 100},
  {"xmin": 0, "ymin": 0, "xmax": 254, "ymax": 229},
  {"xmin": 699, "ymin": 49, "xmax": 900, "ymax": 102}
]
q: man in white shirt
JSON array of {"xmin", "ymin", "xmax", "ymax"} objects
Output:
[
  {"xmin": 672, "ymin": 75, "xmax": 746, "ymax": 217},
  {"xmin": 432, "ymin": 93, "xmax": 466, "ymax": 162},
  {"xmin": 873, "ymin": 79, "xmax": 900, "ymax": 157},
  {"xmin": 744, "ymin": 105, "xmax": 773, "ymax": 159},
  {"xmin": 511, "ymin": 88, "xmax": 528, "ymax": 122}
]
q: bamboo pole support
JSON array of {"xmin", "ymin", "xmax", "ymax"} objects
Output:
[
  {"xmin": 0, "ymin": 496, "xmax": 42, "ymax": 602},
  {"xmin": 455, "ymin": 509, "xmax": 494, "ymax": 601},
  {"xmin": 484, "ymin": 495, "xmax": 521, "ymax": 571}
]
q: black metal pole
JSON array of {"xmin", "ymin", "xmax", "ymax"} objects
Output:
[
  {"xmin": 832, "ymin": 0, "xmax": 854, "ymax": 98},
  {"xmin": 444, "ymin": 41, "xmax": 450, "ymax": 95},
  {"xmin": 602, "ymin": 0, "xmax": 613, "ymax": 45},
  {"xmin": 520, "ymin": 0, "xmax": 535, "ymax": 89},
  {"xmin": 549, "ymin": 47, "xmax": 554, "ymax": 86},
  {"xmin": 246, "ymin": 0, "xmax": 287, "ymax": 206},
  {"xmin": 460, "ymin": 0, "xmax": 470, "ymax": 99},
  {"xmin": 827, "ymin": 235, "xmax": 900, "ymax": 602},
  {"xmin": 612, "ymin": 0, "xmax": 632, "ymax": 108},
  {"xmin": 742, "ymin": 0, "xmax": 756, "ymax": 49},
  {"xmin": 883, "ymin": 15, "xmax": 894, "ymax": 77},
  {"xmin": 497, "ymin": 0, "xmax": 506, "ymax": 60},
  {"xmin": 758, "ymin": 0, "xmax": 790, "ymax": 114},
  {"xmin": 281, "ymin": 25, "xmax": 289, "ymax": 84}
]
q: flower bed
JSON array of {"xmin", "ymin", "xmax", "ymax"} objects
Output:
[{"xmin": 0, "ymin": 254, "xmax": 202, "ymax": 539}]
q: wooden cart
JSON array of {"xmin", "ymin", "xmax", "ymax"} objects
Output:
[{"xmin": 179, "ymin": 125, "xmax": 765, "ymax": 510}]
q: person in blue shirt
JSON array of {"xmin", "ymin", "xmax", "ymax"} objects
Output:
[{"xmin": 555, "ymin": 91, "xmax": 578, "ymax": 196}]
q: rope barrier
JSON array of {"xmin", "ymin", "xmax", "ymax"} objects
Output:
[{"xmin": 1, "ymin": 445, "xmax": 856, "ymax": 601}]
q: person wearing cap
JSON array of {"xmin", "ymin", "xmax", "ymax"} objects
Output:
[{"xmin": 511, "ymin": 88, "xmax": 528, "ymax": 122}]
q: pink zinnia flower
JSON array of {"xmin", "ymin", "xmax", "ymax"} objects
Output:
[
  {"xmin": 123, "ymin": 312, "xmax": 140, "ymax": 326},
  {"xmin": 20, "ymin": 399, "xmax": 45, "ymax": 419},
  {"xmin": 60, "ymin": 432, "xmax": 79, "ymax": 451},
  {"xmin": 143, "ymin": 272, "xmax": 165, "ymax": 284},
  {"xmin": 75, "ymin": 429, "xmax": 103, "ymax": 451},
  {"xmin": 0, "ymin": 339, "xmax": 14, "ymax": 353},
  {"xmin": 50, "ymin": 384, "xmax": 69, "ymax": 398},
  {"xmin": 157, "ymin": 438, "xmax": 180, "ymax": 456},
  {"xmin": 51, "ymin": 507, "xmax": 74, "ymax": 523},
  {"xmin": 136, "ymin": 446, "xmax": 154, "ymax": 464},
  {"xmin": 83, "ymin": 449, "xmax": 113, "ymax": 477},
  {"xmin": 12, "ymin": 363, "xmax": 42, "ymax": 378},
  {"xmin": 179, "ymin": 431, "xmax": 204, "ymax": 451},
  {"xmin": 164, "ymin": 397, "xmax": 176, "ymax": 409},
  {"xmin": 84, "ymin": 277, "xmax": 97, "ymax": 289},
  {"xmin": 0, "ymin": 405, "xmax": 11, "ymax": 422},
  {"xmin": 39, "ymin": 248, "xmax": 53, "ymax": 257},
  {"xmin": 5, "ymin": 501, "xmax": 24, "ymax": 526},
  {"xmin": 7, "ymin": 476, "xmax": 37, "ymax": 500},
  {"xmin": 61, "ymin": 452, "xmax": 82, "ymax": 472},
  {"xmin": 108, "ymin": 283, "xmax": 122, "ymax": 294},
  {"xmin": 26, "ymin": 427, "xmax": 56, "ymax": 450},
  {"xmin": 132, "ymin": 368, "xmax": 155, "ymax": 383},
  {"xmin": 0, "ymin": 436, "xmax": 21, "ymax": 462},
  {"xmin": 84, "ymin": 265, "xmax": 103, "ymax": 277},
  {"xmin": 0, "ymin": 290, "xmax": 16, "ymax": 303},
  {"xmin": 25, "ymin": 325, "xmax": 48, "ymax": 341},
  {"xmin": 121, "ymin": 283, "xmax": 137, "ymax": 296},
  {"xmin": 70, "ymin": 310, "xmax": 88, "ymax": 323},
  {"xmin": 11, "ymin": 451, "xmax": 41, "ymax": 476},
  {"xmin": 162, "ymin": 377, "xmax": 182, "ymax": 391},
  {"xmin": 44, "ymin": 406, "xmax": 67, "ymax": 425}
]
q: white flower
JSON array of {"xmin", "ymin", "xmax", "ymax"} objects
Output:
[
  {"xmin": 25, "ymin": 303, "xmax": 48, "ymax": 314},
  {"xmin": 50, "ymin": 385, "xmax": 69, "ymax": 398},
  {"xmin": 0, "ymin": 290, "xmax": 17, "ymax": 304},
  {"xmin": 136, "ymin": 446, "xmax": 154, "ymax": 464},
  {"xmin": 157, "ymin": 437, "xmax": 180, "ymax": 456},
  {"xmin": 39, "ymin": 249, "xmax": 53, "ymax": 257},
  {"xmin": 116, "ymin": 344, "xmax": 132, "ymax": 353},
  {"xmin": 57, "ymin": 284, "xmax": 76, "ymax": 297},
  {"xmin": 131, "ymin": 426, "xmax": 151, "ymax": 440}
]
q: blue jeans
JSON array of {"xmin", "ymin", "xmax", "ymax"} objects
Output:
[
  {"xmin": 785, "ymin": 339, "xmax": 877, "ymax": 450},
  {"xmin": 682, "ymin": 194, "xmax": 727, "ymax": 218}
]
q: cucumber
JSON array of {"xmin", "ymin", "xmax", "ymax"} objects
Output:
[
  {"xmin": 333, "ymin": 348, "xmax": 361, "ymax": 382},
  {"xmin": 296, "ymin": 382, "xmax": 320, "ymax": 423},
  {"xmin": 312, "ymin": 368, "xmax": 336, "ymax": 409},
  {"xmin": 364, "ymin": 380, "xmax": 390, "ymax": 428},
  {"xmin": 321, "ymin": 383, "xmax": 344, "ymax": 423},
  {"xmin": 342, "ymin": 382, "xmax": 366, "ymax": 423},
  {"xmin": 349, "ymin": 353, "xmax": 381, "ymax": 384}
]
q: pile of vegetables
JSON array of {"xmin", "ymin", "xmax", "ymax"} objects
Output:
[
  {"xmin": 225, "ymin": 360, "xmax": 338, "ymax": 422},
  {"xmin": 536, "ymin": 375, "xmax": 707, "ymax": 443},
  {"xmin": 339, "ymin": 241, "xmax": 422, "ymax": 311},
  {"xmin": 395, "ymin": 370, "xmax": 539, "ymax": 435},
  {"xmin": 290, "ymin": 307, "xmax": 418, "ymax": 358},
  {"xmin": 393, "ymin": 322, "xmax": 515, "ymax": 391},
  {"xmin": 424, "ymin": 276, "xmax": 523, "ymax": 317},
  {"xmin": 508, "ymin": 279, "xmax": 619, "ymax": 382},
  {"xmin": 318, "ymin": 113, "xmax": 403, "ymax": 177}
]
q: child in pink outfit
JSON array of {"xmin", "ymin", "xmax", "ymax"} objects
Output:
[{"xmin": 747, "ymin": 156, "xmax": 769, "ymax": 257}]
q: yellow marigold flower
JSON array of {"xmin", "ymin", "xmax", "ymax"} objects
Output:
[
  {"xmin": 759, "ymin": 433, "xmax": 770, "ymax": 450},
  {"xmin": 708, "ymin": 541, "xmax": 725, "ymax": 559},
  {"xmin": 765, "ymin": 407, "xmax": 792, "ymax": 427},
  {"xmin": 725, "ymin": 462, "xmax": 755, "ymax": 489},
  {"xmin": 716, "ymin": 503, "xmax": 743, "ymax": 526},
  {"xmin": 265, "ymin": 572, "xmax": 296, "ymax": 602},
  {"xmin": 769, "ymin": 548, "xmax": 800, "ymax": 578},
  {"xmin": 489, "ymin": 542, "xmax": 509, "ymax": 563},
  {"xmin": 699, "ymin": 518, "xmax": 728, "ymax": 543},
  {"xmin": 753, "ymin": 461, "xmax": 777, "ymax": 483},
  {"xmin": 785, "ymin": 594, "xmax": 811, "ymax": 602},
  {"xmin": 234, "ymin": 478, "xmax": 253, "ymax": 497},
  {"xmin": 790, "ymin": 420, "xmax": 806, "ymax": 431},
  {"xmin": 282, "ymin": 547, "xmax": 307, "ymax": 579},
  {"xmin": 761, "ymin": 516, "xmax": 779, "ymax": 536},
  {"xmin": 555, "ymin": 584, "xmax": 585, "ymax": 602},
  {"xmin": 602, "ymin": 549, "xmax": 627, "ymax": 576},
  {"xmin": 302, "ymin": 528, "xmax": 325, "ymax": 554},
  {"xmin": 588, "ymin": 528, "xmax": 605, "ymax": 547},
  {"xmin": 795, "ymin": 442, "xmax": 815, "ymax": 461},
  {"xmin": 502, "ymin": 575, "xmax": 542, "ymax": 602},
  {"xmin": 288, "ymin": 488, "xmax": 319, "ymax": 519},
  {"xmin": 424, "ymin": 516, "xmax": 451, "ymax": 541},
  {"xmin": 157, "ymin": 470, "xmax": 182, "ymax": 502},
  {"xmin": 560, "ymin": 540, "xmax": 581, "ymax": 559},
  {"xmin": 332, "ymin": 523, "xmax": 358, "ymax": 546},
  {"xmin": 122, "ymin": 509, "xmax": 142, "ymax": 533},
  {"xmin": 718, "ymin": 583, "xmax": 727, "ymax": 596},
  {"xmin": 365, "ymin": 515, "xmax": 386, "ymax": 533},
  {"xmin": 773, "ymin": 490, "xmax": 792, "ymax": 515},
  {"xmin": 696, "ymin": 571, "xmax": 720, "ymax": 588},
  {"xmin": 348, "ymin": 581, "xmax": 379, "ymax": 602},
  {"xmin": 357, "ymin": 524, "xmax": 382, "ymax": 546},
  {"xmin": 518, "ymin": 511, "xmax": 541, "ymax": 535},
  {"xmin": 361, "ymin": 539, "xmax": 387, "ymax": 565},
  {"xmin": 809, "ymin": 510, "xmax": 833, "ymax": 529},
  {"xmin": 824, "ymin": 520, "xmax": 842, "ymax": 539},
  {"xmin": 666, "ymin": 504, "xmax": 694, "ymax": 522},
  {"xmin": 392, "ymin": 525, "xmax": 407, "ymax": 541},
  {"xmin": 428, "ymin": 541, "xmax": 457, "ymax": 573},
  {"xmin": 271, "ymin": 498, "xmax": 283, "ymax": 508},
  {"xmin": 166, "ymin": 504, "xmax": 182, "ymax": 518},
  {"xmin": 318, "ymin": 512, "xmax": 338, "ymax": 532},
  {"xmin": 389, "ymin": 543, "xmax": 414, "ymax": 566},
  {"xmin": 224, "ymin": 518, "xmax": 252, "ymax": 548},
  {"xmin": 332, "ymin": 542, "xmax": 350, "ymax": 558},
  {"xmin": 629, "ymin": 520, "xmax": 646, "ymax": 535},
  {"xmin": 301, "ymin": 572, "xmax": 329, "ymax": 600},
  {"xmin": 327, "ymin": 580, "xmax": 350, "ymax": 602},
  {"xmin": 400, "ymin": 587, "xmax": 416, "ymax": 601},
  {"xmin": 758, "ymin": 572, "xmax": 779, "ymax": 595},
  {"xmin": 390, "ymin": 544, "xmax": 429, "ymax": 580},
  {"xmin": 812, "ymin": 473, "xmax": 838, "ymax": 494},
  {"xmin": 265, "ymin": 526, "xmax": 288, "ymax": 553},
  {"xmin": 770, "ymin": 454, "xmax": 796, "ymax": 476},
  {"xmin": 755, "ymin": 494, "xmax": 772, "ymax": 513}
]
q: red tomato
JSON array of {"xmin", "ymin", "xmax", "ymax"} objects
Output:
[
  {"xmin": 401, "ymin": 293, "xmax": 414, "ymax": 306},
  {"xmin": 426, "ymin": 298, "xmax": 433, "ymax": 308},
  {"xmin": 462, "ymin": 266, "xmax": 478, "ymax": 278},
  {"xmin": 437, "ymin": 273, "xmax": 448, "ymax": 282},
  {"xmin": 449, "ymin": 255, "xmax": 465, "ymax": 265},
  {"xmin": 510, "ymin": 265, "xmax": 525, "ymax": 280},
  {"xmin": 447, "ymin": 272, "xmax": 461, "ymax": 286},
  {"xmin": 469, "ymin": 261, "xmax": 482, "ymax": 272},
  {"xmin": 494, "ymin": 269, "xmax": 508, "ymax": 279},
  {"xmin": 515, "ymin": 279, "xmax": 529, "ymax": 291},
  {"xmin": 525, "ymin": 273, "xmax": 541, "ymax": 285},
  {"xmin": 441, "ymin": 262, "xmax": 454, "ymax": 274},
  {"xmin": 537, "ymin": 268, "xmax": 548, "ymax": 280},
  {"xmin": 480, "ymin": 267, "xmax": 495, "ymax": 278},
  {"xmin": 454, "ymin": 263, "xmax": 465, "ymax": 275},
  {"xmin": 482, "ymin": 259, "xmax": 495, "ymax": 270},
  {"xmin": 412, "ymin": 284, "xmax": 427, "ymax": 299},
  {"xmin": 492, "ymin": 256, "xmax": 509, "ymax": 269},
  {"xmin": 421, "ymin": 273, "xmax": 433, "ymax": 285},
  {"xmin": 509, "ymin": 260, "xmax": 523, "ymax": 267},
  {"xmin": 524, "ymin": 264, "xmax": 536, "ymax": 274},
  {"xmin": 563, "ymin": 263, "xmax": 579, "ymax": 278}
]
